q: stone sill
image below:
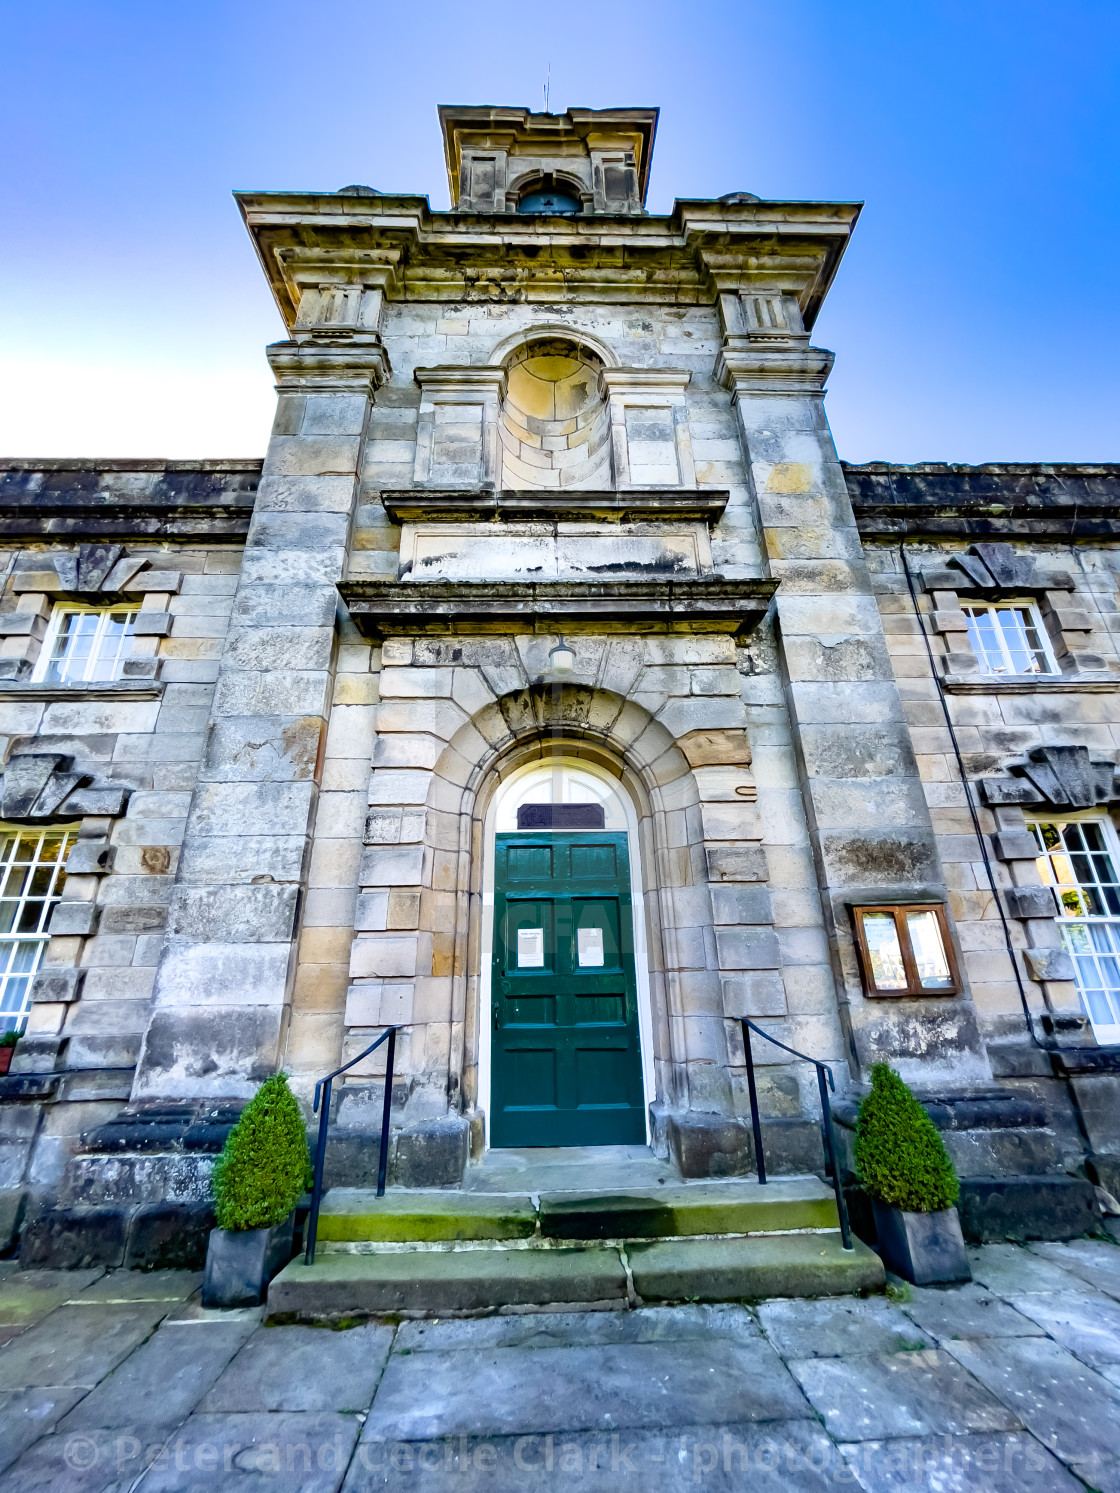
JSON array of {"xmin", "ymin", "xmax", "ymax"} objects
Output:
[
  {"xmin": 0, "ymin": 682, "xmax": 165, "ymax": 702},
  {"xmin": 381, "ymin": 488, "xmax": 730, "ymax": 527},
  {"xmin": 339, "ymin": 577, "xmax": 778, "ymax": 638},
  {"xmin": 940, "ymin": 674, "xmax": 1120, "ymax": 694}
]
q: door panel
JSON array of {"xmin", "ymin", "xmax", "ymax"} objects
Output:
[{"xmin": 491, "ymin": 830, "xmax": 645, "ymax": 1147}]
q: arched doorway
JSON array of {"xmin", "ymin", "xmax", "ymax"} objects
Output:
[{"xmin": 478, "ymin": 757, "xmax": 655, "ymax": 1148}]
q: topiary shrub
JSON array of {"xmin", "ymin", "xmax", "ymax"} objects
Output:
[
  {"xmin": 854, "ymin": 1062, "xmax": 960, "ymax": 1213},
  {"xmin": 211, "ymin": 1072, "xmax": 310, "ymax": 1232}
]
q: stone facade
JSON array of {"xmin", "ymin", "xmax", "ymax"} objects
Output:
[{"xmin": 1, "ymin": 107, "xmax": 1118, "ymax": 1263}]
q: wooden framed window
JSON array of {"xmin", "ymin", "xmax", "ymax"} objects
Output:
[
  {"xmin": 32, "ymin": 605, "xmax": 137, "ymax": 685},
  {"xmin": 851, "ymin": 903, "xmax": 960, "ymax": 997},
  {"xmin": 961, "ymin": 601, "xmax": 1057, "ymax": 676},
  {"xmin": 0, "ymin": 825, "xmax": 76, "ymax": 1034}
]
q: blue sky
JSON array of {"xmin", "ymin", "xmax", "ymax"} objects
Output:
[{"xmin": 2, "ymin": 0, "xmax": 1117, "ymax": 463}]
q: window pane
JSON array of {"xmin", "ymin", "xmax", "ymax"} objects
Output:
[
  {"xmin": 906, "ymin": 910, "xmax": 954, "ymax": 988},
  {"xmin": 861, "ymin": 912, "xmax": 908, "ymax": 989}
]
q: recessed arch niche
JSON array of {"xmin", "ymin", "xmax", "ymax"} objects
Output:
[{"xmin": 499, "ymin": 338, "xmax": 611, "ymax": 490}]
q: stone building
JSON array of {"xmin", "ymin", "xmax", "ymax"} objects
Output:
[{"xmin": 1, "ymin": 104, "xmax": 1118, "ymax": 1269}]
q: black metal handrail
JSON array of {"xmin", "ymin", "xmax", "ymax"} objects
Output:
[
  {"xmin": 304, "ymin": 1025, "xmax": 400, "ymax": 1266},
  {"xmin": 741, "ymin": 1018, "xmax": 853, "ymax": 1251}
]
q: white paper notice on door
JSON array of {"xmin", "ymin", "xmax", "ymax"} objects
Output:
[
  {"xmin": 577, "ymin": 927, "xmax": 604, "ymax": 967},
  {"xmin": 517, "ymin": 927, "xmax": 545, "ymax": 968}
]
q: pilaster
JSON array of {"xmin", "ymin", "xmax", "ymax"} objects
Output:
[
  {"xmin": 719, "ymin": 341, "xmax": 993, "ymax": 1089},
  {"xmin": 132, "ymin": 342, "xmax": 388, "ymax": 1098}
]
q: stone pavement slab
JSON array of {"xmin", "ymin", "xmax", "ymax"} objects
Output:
[
  {"xmin": 898, "ymin": 1282, "xmax": 1042, "ymax": 1343},
  {"xmin": 1006, "ymin": 1289, "xmax": 1120, "ymax": 1365},
  {"xmin": 0, "ymin": 1387, "xmax": 88, "ymax": 1476},
  {"xmin": 341, "ymin": 1420, "xmax": 845, "ymax": 1492},
  {"xmin": 198, "ymin": 1322, "xmax": 393, "ymax": 1413},
  {"xmin": 364, "ymin": 1336, "xmax": 809, "ymax": 1441},
  {"xmin": 3, "ymin": 1422, "xmax": 174, "ymax": 1493},
  {"xmin": 945, "ymin": 1334, "xmax": 1120, "ymax": 1475},
  {"xmin": 0, "ymin": 1300, "xmax": 170, "ymax": 1390},
  {"xmin": 1028, "ymin": 1239, "xmax": 1120, "ymax": 1301},
  {"xmin": 839, "ymin": 1432, "xmax": 1086, "ymax": 1491},
  {"xmin": 756, "ymin": 1297, "xmax": 931, "ymax": 1359},
  {"xmin": 59, "ymin": 1317, "xmax": 259, "ymax": 1431},
  {"xmin": 394, "ymin": 1302, "xmax": 760, "ymax": 1354},
  {"xmin": 0, "ymin": 1269, "xmax": 104, "ymax": 1327},
  {"xmin": 965, "ymin": 1244, "xmax": 1091, "ymax": 1296},
  {"xmin": 787, "ymin": 1348, "xmax": 1019, "ymax": 1441},
  {"xmin": 134, "ymin": 1410, "xmax": 361, "ymax": 1493},
  {"xmin": 75, "ymin": 1269, "xmax": 203, "ymax": 1304}
]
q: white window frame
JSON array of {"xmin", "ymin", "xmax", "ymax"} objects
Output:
[
  {"xmin": 1028, "ymin": 812, "xmax": 1120, "ymax": 1045},
  {"xmin": 31, "ymin": 603, "xmax": 138, "ymax": 685},
  {"xmin": 962, "ymin": 599, "xmax": 1059, "ymax": 677},
  {"xmin": 0, "ymin": 825, "xmax": 76, "ymax": 1035}
]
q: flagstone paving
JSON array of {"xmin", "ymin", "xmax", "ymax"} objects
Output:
[{"xmin": 0, "ymin": 1240, "xmax": 1117, "ymax": 1490}]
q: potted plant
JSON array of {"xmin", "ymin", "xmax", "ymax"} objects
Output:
[
  {"xmin": 0, "ymin": 1030, "xmax": 19, "ymax": 1076},
  {"xmin": 854, "ymin": 1062, "xmax": 971, "ymax": 1285},
  {"xmin": 202, "ymin": 1072, "xmax": 310, "ymax": 1307}
]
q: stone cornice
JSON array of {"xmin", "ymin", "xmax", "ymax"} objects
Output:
[
  {"xmin": 846, "ymin": 462, "xmax": 1120, "ymax": 539},
  {"xmin": 0, "ymin": 461, "xmax": 260, "ymax": 541},
  {"xmin": 266, "ymin": 340, "xmax": 391, "ymax": 391},
  {"xmin": 379, "ymin": 488, "xmax": 729, "ymax": 526},
  {"xmin": 338, "ymin": 576, "xmax": 777, "ymax": 638},
  {"xmin": 714, "ymin": 344, "xmax": 835, "ymax": 396},
  {"xmin": 236, "ymin": 192, "xmax": 859, "ymax": 329}
]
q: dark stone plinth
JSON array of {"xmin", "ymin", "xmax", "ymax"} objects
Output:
[
  {"xmin": 78, "ymin": 1101, "xmax": 245, "ymax": 1155},
  {"xmin": 20, "ymin": 1205, "xmax": 130, "ymax": 1268},
  {"xmin": 958, "ymin": 1174, "xmax": 1098, "ymax": 1243},
  {"xmin": 126, "ymin": 1202, "xmax": 215, "ymax": 1270},
  {"xmin": 392, "ymin": 1117, "xmax": 469, "ymax": 1189},
  {"xmin": 323, "ymin": 1116, "xmax": 469, "ymax": 1190},
  {"xmin": 666, "ymin": 1112, "xmax": 752, "ymax": 1178}
]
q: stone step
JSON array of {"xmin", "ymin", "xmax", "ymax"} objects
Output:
[
  {"xmin": 539, "ymin": 1178, "xmax": 839, "ymax": 1239},
  {"xmin": 314, "ymin": 1175, "xmax": 839, "ymax": 1245},
  {"xmin": 268, "ymin": 1233, "xmax": 884, "ymax": 1320},
  {"xmin": 315, "ymin": 1189, "xmax": 538, "ymax": 1244}
]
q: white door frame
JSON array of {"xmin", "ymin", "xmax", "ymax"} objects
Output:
[{"xmin": 477, "ymin": 756, "xmax": 656, "ymax": 1149}]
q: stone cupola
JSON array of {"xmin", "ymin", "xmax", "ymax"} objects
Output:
[{"xmin": 439, "ymin": 105, "xmax": 658, "ymax": 216}]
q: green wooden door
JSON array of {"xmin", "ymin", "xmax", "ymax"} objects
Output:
[{"xmin": 491, "ymin": 831, "xmax": 646, "ymax": 1147}]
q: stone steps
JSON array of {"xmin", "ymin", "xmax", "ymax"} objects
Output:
[
  {"xmin": 268, "ymin": 1233, "xmax": 884, "ymax": 1319},
  {"xmin": 314, "ymin": 1175, "xmax": 841, "ymax": 1244},
  {"xmin": 270, "ymin": 1174, "xmax": 883, "ymax": 1318}
]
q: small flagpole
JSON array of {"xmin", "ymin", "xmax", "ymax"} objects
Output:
[{"xmin": 544, "ymin": 64, "xmax": 550, "ymax": 113}]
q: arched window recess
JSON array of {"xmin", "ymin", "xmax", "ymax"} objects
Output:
[{"xmin": 514, "ymin": 173, "xmax": 584, "ymax": 216}]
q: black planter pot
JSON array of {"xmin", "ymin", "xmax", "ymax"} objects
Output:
[
  {"xmin": 871, "ymin": 1198, "xmax": 971, "ymax": 1285},
  {"xmin": 201, "ymin": 1213, "xmax": 295, "ymax": 1308}
]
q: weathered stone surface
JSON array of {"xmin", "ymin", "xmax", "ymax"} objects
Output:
[
  {"xmin": 788, "ymin": 1347, "xmax": 1019, "ymax": 1441},
  {"xmin": 0, "ymin": 1301, "xmax": 172, "ymax": 1390},
  {"xmin": 58, "ymin": 1317, "xmax": 255, "ymax": 1430},
  {"xmin": 627, "ymin": 1233, "xmax": 884, "ymax": 1302},
  {"xmin": 198, "ymin": 1322, "xmax": 392, "ymax": 1412},
  {"xmin": 363, "ymin": 1336, "xmax": 808, "ymax": 1440},
  {"xmin": 268, "ymin": 1245, "xmax": 629, "ymax": 1318},
  {"xmin": 945, "ymin": 1335, "xmax": 1120, "ymax": 1474}
]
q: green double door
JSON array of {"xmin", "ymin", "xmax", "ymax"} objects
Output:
[{"xmin": 491, "ymin": 831, "xmax": 646, "ymax": 1147}]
